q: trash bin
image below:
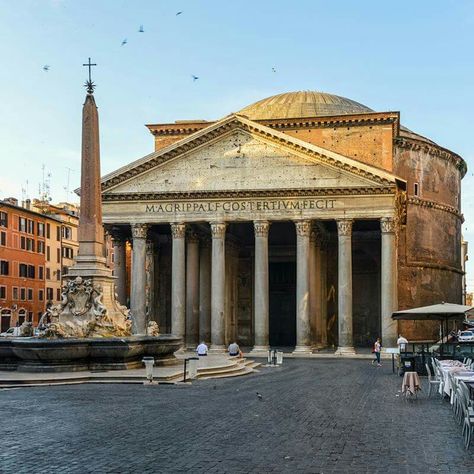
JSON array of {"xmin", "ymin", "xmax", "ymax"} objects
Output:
[{"xmin": 142, "ymin": 356, "xmax": 155, "ymax": 382}]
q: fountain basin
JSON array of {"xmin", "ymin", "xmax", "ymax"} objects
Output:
[
  {"xmin": 0, "ymin": 339, "xmax": 18, "ymax": 371},
  {"xmin": 4, "ymin": 335, "xmax": 182, "ymax": 373}
]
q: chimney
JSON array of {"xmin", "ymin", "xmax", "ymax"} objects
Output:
[{"xmin": 25, "ymin": 199, "xmax": 31, "ymax": 210}]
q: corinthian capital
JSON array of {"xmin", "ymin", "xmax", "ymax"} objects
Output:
[
  {"xmin": 131, "ymin": 223, "xmax": 149, "ymax": 239},
  {"xmin": 295, "ymin": 220, "xmax": 311, "ymax": 237},
  {"xmin": 210, "ymin": 222, "xmax": 226, "ymax": 239},
  {"xmin": 254, "ymin": 220, "xmax": 270, "ymax": 238},
  {"xmin": 336, "ymin": 219, "xmax": 353, "ymax": 237},
  {"xmin": 380, "ymin": 217, "xmax": 396, "ymax": 234},
  {"xmin": 170, "ymin": 223, "xmax": 186, "ymax": 239}
]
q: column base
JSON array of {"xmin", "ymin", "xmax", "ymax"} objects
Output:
[
  {"xmin": 292, "ymin": 345, "xmax": 313, "ymax": 355},
  {"xmin": 334, "ymin": 346, "xmax": 356, "ymax": 356},
  {"xmin": 249, "ymin": 346, "xmax": 270, "ymax": 356},
  {"xmin": 209, "ymin": 345, "xmax": 226, "ymax": 354}
]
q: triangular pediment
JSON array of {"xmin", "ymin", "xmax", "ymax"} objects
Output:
[{"xmin": 102, "ymin": 115, "xmax": 401, "ymax": 197}]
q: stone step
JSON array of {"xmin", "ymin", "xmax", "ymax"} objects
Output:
[{"xmin": 197, "ymin": 366, "xmax": 255, "ymax": 380}]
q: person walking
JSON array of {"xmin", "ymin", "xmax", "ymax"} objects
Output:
[{"xmin": 372, "ymin": 337, "xmax": 382, "ymax": 367}]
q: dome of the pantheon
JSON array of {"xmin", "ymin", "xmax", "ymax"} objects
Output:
[{"xmin": 238, "ymin": 91, "xmax": 373, "ymax": 120}]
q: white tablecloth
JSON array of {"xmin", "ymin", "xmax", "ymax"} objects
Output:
[{"xmin": 438, "ymin": 360, "xmax": 474, "ymax": 399}]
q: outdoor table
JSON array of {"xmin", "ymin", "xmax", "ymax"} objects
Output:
[
  {"xmin": 401, "ymin": 371, "xmax": 421, "ymax": 398},
  {"xmin": 438, "ymin": 361, "xmax": 471, "ymax": 397}
]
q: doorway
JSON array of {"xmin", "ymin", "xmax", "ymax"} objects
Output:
[{"xmin": 269, "ymin": 261, "xmax": 296, "ymax": 347}]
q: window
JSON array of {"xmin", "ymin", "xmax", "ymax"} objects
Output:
[
  {"xmin": 39, "ymin": 289, "xmax": 44, "ymax": 301},
  {"xmin": 38, "ymin": 266, "xmax": 44, "ymax": 280},
  {"xmin": 19, "ymin": 263, "xmax": 28, "ymax": 278},
  {"xmin": 62, "ymin": 226, "xmax": 72, "ymax": 240},
  {"xmin": 0, "ymin": 211, "xmax": 7, "ymax": 228},
  {"xmin": 12, "ymin": 287, "xmax": 18, "ymax": 300},
  {"xmin": 62, "ymin": 246, "xmax": 74, "ymax": 259},
  {"xmin": 27, "ymin": 265, "xmax": 35, "ymax": 279},
  {"xmin": 46, "ymin": 287, "xmax": 53, "ymax": 301},
  {"xmin": 46, "ymin": 223, "xmax": 50, "ymax": 239},
  {"xmin": 20, "ymin": 236, "xmax": 26, "ymax": 249},
  {"xmin": 0, "ymin": 260, "xmax": 9, "ymax": 275},
  {"xmin": 414, "ymin": 182, "xmax": 419, "ymax": 196},
  {"xmin": 28, "ymin": 312, "xmax": 33, "ymax": 323},
  {"xmin": 56, "ymin": 270, "xmax": 61, "ymax": 281},
  {"xmin": 0, "ymin": 231, "xmax": 5, "ymax": 246},
  {"xmin": 18, "ymin": 310, "xmax": 26, "ymax": 325},
  {"xmin": 27, "ymin": 238, "xmax": 34, "ymax": 252},
  {"xmin": 37, "ymin": 222, "xmax": 45, "ymax": 237},
  {"xmin": 62, "ymin": 266, "xmax": 69, "ymax": 277},
  {"xmin": 0, "ymin": 286, "xmax": 6, "ymax": 299},
  {"xmin": 46, "ymin": 268, "xmax": 51, "ymax": 280},
  {"xmin": 27, "ymin": 288, "xmax": 33, "ymax": 301},
  {"xmin": 27, "ymin": 219, "xmax": 34, "ymax": 234},
  {"xmin": 57, "ymin": 248, "xmax": 61, "ymax": 263},
  {"xmin": 56, "ymin": 288, "xmax": 61, "ymax": 300},
  {"xmin": 46, "ymin": 246, "xmax": 50, "ymax": 261},
  {"xmin": 20, "ymin": 288, "xmax": 26, "ymax": 301},
  {"xmin": 37, "ymin": 241, "xmax": 45, "ymax": 253},
  {"xmin": 56, "ymin": 226, "xmax": 61, "ymax": 242},
  {"xmin": 19, "ymin": 217, "xmax": 26, "ymax": 232}
]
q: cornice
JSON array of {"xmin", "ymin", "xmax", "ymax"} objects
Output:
[
  {"xmin": 402, "ymin": 261, "xmax": 464, "ymax": 276},
  {"xmin": 258, "ymin": 111, "xmax": 400, "ymax": 131},
  {"xmin": 408, "ymin": 196, "xmax": 463, "ymax": 221},
  {"xmin": 394, "ymin": 137, "xmax": 467, "ymax": 178},
  {"xmin": 147, "ymin": 112, "xmax": 400, "ymax": 136},
  {"xmin": 102, "ymin": 187, "xmax": 396, "ymax": 202}
]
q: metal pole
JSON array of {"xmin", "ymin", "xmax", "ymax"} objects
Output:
[{"xmin": 183, "ymin": 358, "xmax": 187, "ymax": 382}]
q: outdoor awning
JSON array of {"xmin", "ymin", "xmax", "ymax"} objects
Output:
[{"xmin": 392, "ymin": 302, "xmax": 474, "ymax": 321}]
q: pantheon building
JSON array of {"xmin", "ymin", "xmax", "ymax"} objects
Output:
[{"xmin": 102, "ymin": 91, "xmax": 466, "ymax": 353}]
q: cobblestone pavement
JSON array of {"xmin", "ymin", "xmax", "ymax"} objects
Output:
[{"xmin": 1, "ymin": 359, "xmax": 473, "ymax": 473}]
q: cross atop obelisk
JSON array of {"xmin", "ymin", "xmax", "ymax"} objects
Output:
[{"xmin": 82, "ymin": 57, "xmax": 97, "ymax": 94}]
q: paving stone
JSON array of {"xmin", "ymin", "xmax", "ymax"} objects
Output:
[{"xmin": 0, "ymin": 359, "xmax": 473, "ymax": 473}]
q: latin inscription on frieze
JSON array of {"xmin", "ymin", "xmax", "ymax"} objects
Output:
[{"xmin": 145, "ymin": 198, "xmax": 337, "ymax": 214}]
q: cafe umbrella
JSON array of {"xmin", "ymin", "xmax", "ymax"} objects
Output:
[{"xmin": 392, "ymin": 302, "xmax": 474, "ymax": 349}]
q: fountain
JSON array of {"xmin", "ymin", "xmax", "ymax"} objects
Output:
[{"xmin": 1, "ymin": 60, "xmax": 181, "ymax": 372}]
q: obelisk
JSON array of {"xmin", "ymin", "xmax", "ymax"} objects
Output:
[{"xmin": 55, "ymin": 59, "xmax": 129, "ymax": 336}]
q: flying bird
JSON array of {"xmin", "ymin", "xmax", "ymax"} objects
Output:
[
  {"xmin": 272, "ymin": 67, "xmax": 276, "ymax": 73},
  {"xmin": 256, "ymin": 392, "xmax": 263, "ymax": 401},
  {"xmin": 139, "ymin": 25, "xmax": 144, "ymax": 33},
  {"xmin": 121, "ymin": 38, "xmax": 128, "ymax": 46},
  {"xmin": 176, "ymin": 11, "xmax": 183, "ymax": 16},
  {"xmin": 42, "ymin": 65, "xmax": 50, "ymax": 72},
  {"xmin": 192, "ymin": 75, "xmax": 199, "ymax": 82}
]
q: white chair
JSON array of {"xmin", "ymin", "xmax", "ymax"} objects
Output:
[
  {"xmin": 425, "ymin": 363, "xmax": 441, "ymax": 398},
  {"xmin": 458, "ymin": 381, "xmax": 474, "ymax": 449}
]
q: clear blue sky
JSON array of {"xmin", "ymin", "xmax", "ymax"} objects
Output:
[{"xmin": 1, "ymin": 0, "xmax": 473, "ymax": 290}]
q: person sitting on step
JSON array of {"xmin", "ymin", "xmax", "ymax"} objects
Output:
[
  {"xmin": 228, "ymin": 341, "xmax": 241, "ymax": 357},
  {"xmin": 196, "ymin": 341, "xmax": 208, "ymax": 356}
]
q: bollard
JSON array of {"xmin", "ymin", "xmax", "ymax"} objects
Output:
[
  {"xmin": 277, "ymin": 351, "xmax": 283, "ymax": 365},
  {"xmin": 188, "ymin": 357, "xmax": 199, "ymax": 380},
  {"xmin": 142, "ymin": 356, "xmax": 155, "ymax": 384}
]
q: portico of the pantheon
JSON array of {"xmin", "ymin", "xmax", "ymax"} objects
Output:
[{"xmin": 101, "ymin": 91, "xmax": 466, "ymax": 353}]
